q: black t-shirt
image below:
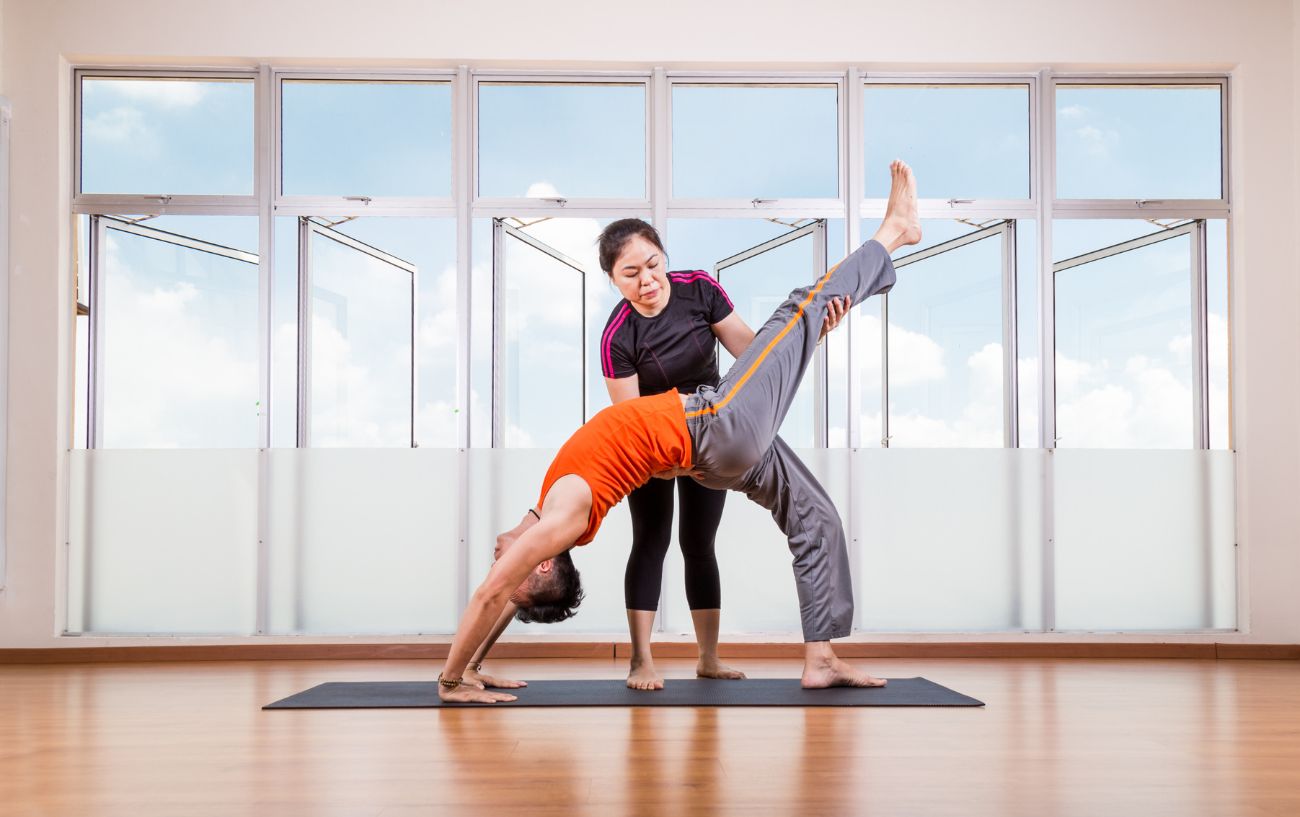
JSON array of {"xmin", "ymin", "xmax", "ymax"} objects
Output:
[{"xmin": 600, "ymin": 270, "xmax": 736, "ymax": 397}]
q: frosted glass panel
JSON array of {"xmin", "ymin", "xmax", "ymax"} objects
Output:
[
  {"xmin": 67, "ymin": 450, "xmax": 258, "ymax": 634},
  {"xmin": 1054, "ymin": 450, "xmax": 1236, "ymax": 631},
  {"xmin": 468, "ymin": 449, "xmax": 631, "ymax": 633},
  {"xmin": 660, "ymin": 449, "xmax": 851, "ymax": 635},
  {"xmin": 854, "ymin": 449, "xmax": 1044, "ymax": 631},
  {"xmin": 266, "ymin": 449, "xmax": 459, "ymax": 634}
]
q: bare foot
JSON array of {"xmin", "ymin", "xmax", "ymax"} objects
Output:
[
  {"xmin": 801, "ymin": 655, "xmax": 887, "ymax": 689},
  {"xmin": 627, "ymin": 657, "xmax": 664, "ymax": 691},
  {"xmin": 874, "ymin": 159, "xmax": 922, "ymax": 253},
  {"xmin": 696, "ymin": 656, "xmax": 747, "ymax": 680}
]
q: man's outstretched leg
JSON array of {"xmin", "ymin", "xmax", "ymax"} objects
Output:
[{"xmin": 686, "ymin": 160, "xmax": 920, "ymax": 687}]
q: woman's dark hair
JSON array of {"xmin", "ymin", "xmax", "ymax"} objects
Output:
[
  {"xmin": 513, "ymin": 549, "xmax": 585, "ymax": 624},
  {"xmin": 597, "ymin": 218, "xmax": 667, "ymax": 277}
]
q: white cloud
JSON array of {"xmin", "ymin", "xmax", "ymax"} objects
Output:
[
  {"xmin": 84, "ymin": 107, "xmax": 150, "ymax": 144},
  {"xmin": 1076, "ymin": 124, "xmax": 1120, "ymax": 159},
  {"xmin": 106, "ymin": 79, "xmax": 209, "ymax": 108},
  {"xmin": 99, "ymin": 235, "xmax": 258, "ymax": 447},
  {"xmin": 1058, "ymin": 104, "xmax": 1088, "ymax": 119},
  {"xmin": 852, "ymin": 313, "xmax": 946, "ymax": 386}
]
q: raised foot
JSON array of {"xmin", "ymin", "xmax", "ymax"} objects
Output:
[
  {"xmin": 627, "ymin": 659, "xmax": 665, "ymax": 691},
  {"xmin": 801, "ymin": 657, "xmax": 887, "ymax": 689},
  {"xmin": 880, "ymin": 159, "xmax": 922, "ymax": 251},
  {"xmin": 696, "ymin": 658, "xmax": 747, "ymax": 681}
]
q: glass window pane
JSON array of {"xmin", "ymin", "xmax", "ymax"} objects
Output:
[
  {"xmin": 864, "ymin": 84, "xmax": 1029, "ymax": 200},
  {"xmin": 1054, "ymin": 221, "xmax": 1193, "ymax": 448},
  {"xmin": 673, "ymin": 85, "xmax": 838, "ymax": 199},
  {"xmin": 1206, "ymin": 220, "xmax": 1230, "ymax": 450},
  {"xmin": 499, "ymin": 231, "xmax": 586, "ymax": 447},
  {"xmin": 1016, "ymin": 220, "xmax": 1040, "ymax": 447},
  {"xmin": 282, "ymin": 80, "xmax": 451, "ymax": 198},
  {"xmin": 274, "ymin": 218, "xmax": 457, "ymax": 449},
  {"xmin": 307, "ymin": 223, "xmax": 415, "ymax": 447},
  {"xmin": 96, "ymin": 216, "xmax": 259, "ymax": 447},
  {"xmin": 669, "ymin": 218, "xmax": 828, "ymax": 447},
  {"xmin": 889, "ymin": 224, "xmax": 1005, "ymax": 447},
  {"xmin": 1056, "ymin": 84, "xmax": 1223, "ymax": 200},
  {"xmin": 81, "ymin": 77, "xmax": 254, "ymax": 195},
  {"xmin": 478, "ymin": 83, "xmax": 645, "ymax": 199}
]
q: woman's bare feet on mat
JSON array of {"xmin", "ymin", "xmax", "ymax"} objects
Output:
[
  {"xmin": 801, "ymin": 643, "xmax": 887, "ymax": 689},
  {"xmin": 873, "ymin": 159, "xmax": 922, "ymax": 254},
  {"xmin": 627, "ymin": 656, "xmax": 665, "ymax": 691},
  {"xmin": 697, "ymin": 656, "xmax": 747, "ymax": 680}
]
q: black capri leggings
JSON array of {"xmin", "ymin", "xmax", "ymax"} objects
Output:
[{"xmin": 624, "ymin": 474, "xmax": 727, "ymax": 611}]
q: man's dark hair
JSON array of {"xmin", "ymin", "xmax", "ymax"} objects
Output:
[
  {"xmin": 514, "ymin": 549, "xmax": 585, "ymax": 624},
  {"xmin": 596, "ymin": 218, "xmax": 667, "ymax": 277}
]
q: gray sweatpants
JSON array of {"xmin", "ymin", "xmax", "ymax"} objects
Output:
[{"xmin": 684, "ymin": 239, "xmax": 897, "ymax": 641}]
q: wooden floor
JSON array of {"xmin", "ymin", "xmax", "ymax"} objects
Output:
[{"xmin": 3, "ymin": 657, "xmax": 1299, "ymax": 817}]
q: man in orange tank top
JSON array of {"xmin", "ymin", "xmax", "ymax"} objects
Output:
[{"xmin": 438, "ymin": 162, "xmax": 923, "ymax": 703}]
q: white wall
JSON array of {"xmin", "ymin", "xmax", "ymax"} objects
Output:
[{"xmin": 2, "ymin": 0, "xmax": 1298, "ymax": 647}]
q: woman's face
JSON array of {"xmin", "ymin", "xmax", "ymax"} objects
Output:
[{"xmin": 609, "ymin": 234, "xmax": 670, "ymax": 315}]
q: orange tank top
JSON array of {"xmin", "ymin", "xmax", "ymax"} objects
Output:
[{"xmin": 536, "ymin": 390, "xmax": 693, "ymax": 546}]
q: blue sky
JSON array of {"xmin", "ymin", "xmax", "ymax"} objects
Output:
[{"xmin": 77, "ymin": 78, "xmax": 1229, "ymax": 450}]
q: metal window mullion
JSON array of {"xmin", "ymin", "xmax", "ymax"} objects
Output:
[
  {"xmin": 1038, "ymin": 70, "xmax": 1056, "ymax": 634},
  {"xmin": 100, "ymin": 217, "xmax": 259, "ymax": 264},
  {"xmin": 880, "ymin": 290, "xmax": 889, "ymax": 448},
  {"xmin": 846, "ymin": 68, "xmax": 864, "ymax": 451},
  {"xmin": 844, "ymin": 68, "xmax": 863, "ymax": 629},
  {"xmin": 813, "ymin": 219, "xmax": 828, "ymax": 448},
  {"xmin": 651, "ymin": 67, "xmax": 669, "ymax": 235},
  {"xmin": 491, "ymin": 218, "xmax": 505, "ymax": 449},
  {"xmin": 307, "ymin": 219, "xmax": 418, "ymax": 272},
  {"xmin": 295, "ymin": 218, "xmax": 312, "ymax": 448},
  {"xmin": 499, "ymin": 222, "xmax": 589, "ymax": 275},
  {"xmin": 254, "ymin": 63, "xmax": 274, "ymax": 636},
  {"xmin": 411, "ymin": 260, "xmax": 419, "ymax": 449},
  {"xmin": 454, "ymin": 64, "xmax": 473, "ymax": 622},
  {"xmin": 1002, "ymin": 221, "xmax": 1019, "ymax": 448},
  {"xmin": 276, "ymin": 196, "xmax": 457, "ymax": 212},
  {"xmin": 1052, "ymin": 222, "xmax": 1196, "ymax": 273},
  {"xmin": 86, "ymin": 215, "xmax": 106, "ymax": 449},
  {"xmin": 581, "ymin": 268, "xmax": 589, "ymax": 424},
  {"xmin": 72, "ymin": 196, "xmax": 260, "ymax": 215},
  {"xmin": 714, "ymin": 222, "xmax": 822, "ymax": 272},
  {"xmin": 1191, "ymin": 219, "xmax": 1209, "ymax": 449},
  {"xmin": 652, "ymin": 66, "xmax": 671, "ymax": 636}
]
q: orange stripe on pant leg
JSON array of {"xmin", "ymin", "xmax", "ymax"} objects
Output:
[{"xmin": 685, "ymin": 261, "xmax": 842, "ymax": 419}]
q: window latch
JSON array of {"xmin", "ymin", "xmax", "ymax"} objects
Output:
[
  {"xmin": 1136, "ymin": 199, "xmax": 1165, "ymax": 207},
  {"xmin": 752, "ymin": 198, "xmax": 776, "ymax": 207},
  {"xmin": 542, "ymin": 197, "xmax": 567, "ymax": 207},
  {"xmin": 344, "ymin": 196, "xmax": 373, "ymax": 205},
  {"xmin": 947, "ymin": 198, "xmax": 974, "ymax": 207}
]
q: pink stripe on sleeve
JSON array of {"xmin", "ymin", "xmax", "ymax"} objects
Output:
[
  {"xmin": 601, "ymin": 303, "xmax": 632, "ymax": 377},
  {"xmin": 669, "ymin": 271, "xmax": 734, "ymax": 309}
]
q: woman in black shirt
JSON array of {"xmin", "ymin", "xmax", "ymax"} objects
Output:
[{"xmin": 598, "ymin": 218, "xmax": 848, "ymax": 690}]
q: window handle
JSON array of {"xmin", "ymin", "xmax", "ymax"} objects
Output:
[
  {"xmin": 1136, "ymin": 199, "xmax": 1165, "ymax": 207},
  {"xmin": 752, "ymin": 198, "xmax": 777, "ymax": 207},
  {"xmin": 947, "ymin": 198, "xmax": 974, "ymax": 207},
  {"xmin": 344, "ymin": 196, "xmax": 372, "ymax": 205},
  {"xmin": 541, "ymin": 197, "xmax": 567, "ymax": 207}
]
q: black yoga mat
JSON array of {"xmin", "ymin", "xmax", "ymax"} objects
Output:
[{"xmin": 264, "ymin": 677, "xmax": 983, "ymax": 709}]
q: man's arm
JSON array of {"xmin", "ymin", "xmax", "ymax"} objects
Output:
[
  {"xmin": 461, "ymin": 601, "xmax": 526, "ymax": 689},
  {"xmin": 438, "ymin": 481, "xmax": 589, "ymax": 703}
]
